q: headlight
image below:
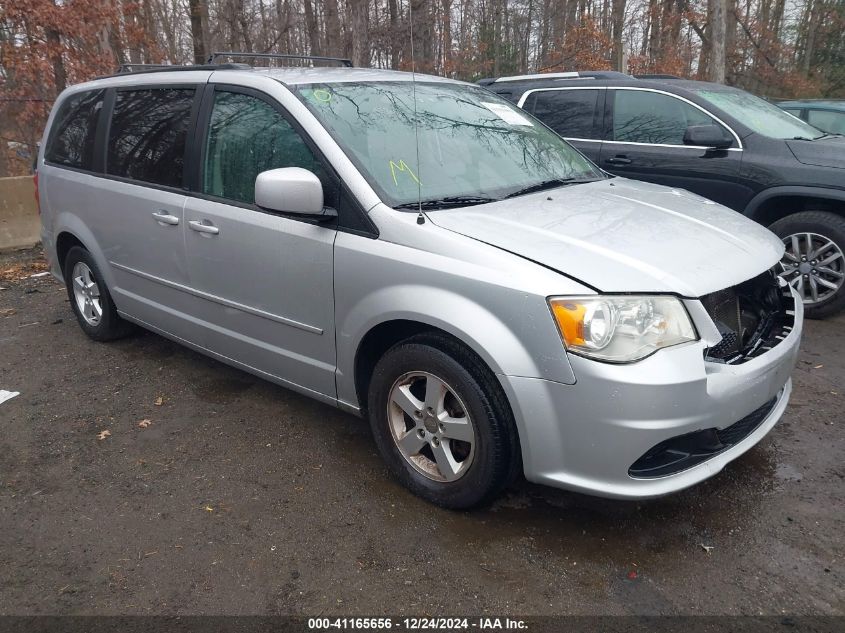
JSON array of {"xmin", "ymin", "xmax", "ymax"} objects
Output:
[{"xmin": 548, "ymin": 295, "xmax": 698, "ymax": 363}]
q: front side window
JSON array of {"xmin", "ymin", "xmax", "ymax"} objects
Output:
[
  {"xmin": 807, "ymin": 109, "xmax": 845, "ymax": 135},
  {"xmin": 292, "ymin": 81, "xmax": 603, "ymax": 208},
  {"xmin": 46, "ymin": 90, "xmax": 104, "ymax": 169},
  {"xmin": 203, "ymin": 91, "xmax": 320, "ymax": 204},
  {"xmin": 525, "ymin": 89, "xmax": 600, "ymax": 139},
  {"xmin": 107, "ymin": 88, "xmax": 195, "ymax": 187},
  {"xmin": 693, "ymin": 88, "xmax": 824, "ymax": 140},
  {"xmin": 612, "ymin": 90, "xmax": 721, "ymax": 145}
]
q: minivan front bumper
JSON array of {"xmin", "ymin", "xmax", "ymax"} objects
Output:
[{"xmin": 499, "ymin": 288, "xmax": 803, "ymax": 499}]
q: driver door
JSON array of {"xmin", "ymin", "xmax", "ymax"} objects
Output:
[{"xmin": 599, "ymin": 88, "xmax": 750, "ymax": 210}]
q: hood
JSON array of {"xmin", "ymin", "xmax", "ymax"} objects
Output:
[
  {"xmin": 786, "ymin": 135, "xmax": 845, "ymax": 169},
  {"xmin": 427, "ymin": 179, "xmax": 784, "ymax": 297}
]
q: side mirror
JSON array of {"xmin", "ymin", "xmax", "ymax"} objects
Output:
[
  {"xmin": 255, "ymin": 167, "xmax": 333, "ymax": 220},
  {"xmin": 683, "ymin": 124, "xmax": 733, "ymax": 149}
]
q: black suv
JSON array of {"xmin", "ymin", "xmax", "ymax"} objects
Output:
[{"xmin": 479, "ymin": 71, "xmax": 845, "ymax": 318}]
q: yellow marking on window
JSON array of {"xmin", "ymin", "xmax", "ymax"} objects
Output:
[{"xmin": 389, "ymin": 160, "xmax": 421, "ymax": 186}]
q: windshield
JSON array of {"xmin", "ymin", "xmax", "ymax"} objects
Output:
[
  {"xmin": 693, "ymin": 88, "xmax": 825, "ymax": 140},
  {"xmin": 292, "ymin": 81, "xmax": 603, "ymax": 208}
]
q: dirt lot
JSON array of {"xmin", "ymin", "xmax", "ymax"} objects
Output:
[{"xmin": 0, "ymin": 246, "xmax": 843, "ymax": 617}]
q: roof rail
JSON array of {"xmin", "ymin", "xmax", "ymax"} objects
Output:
[
  {"xmin": 114, "ymin": 63, "xmax": 249, "ymax": 75},
  {"xmin": 118, "ymin": 63, "xmax": 172, "ymax": 73},
  {"xmin": 486, "ymin": 70, "xmax": 630, "ymax": 84},
  {"xmin": 633, "ymin": 74, "xmax": 681, "ymax": 79},
  {"xmin": 207, "ymin": 52, "xmax": 354, "ymax": 68}
]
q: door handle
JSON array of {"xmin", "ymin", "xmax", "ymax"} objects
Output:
[
  {"xmin": 188, "ymin": 220, "xmax": 219, "ymax": 235},
  {"xmin": 152, "ymin": 210, "xmax": 180, "ymax": 226},
  {"xmin": 605, "ymin": 156, "xmax": 632, "ymax": 165}
]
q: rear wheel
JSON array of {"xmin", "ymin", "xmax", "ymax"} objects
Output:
[
  {"xmin": 64, "ymin": 246, "xmax": 134, "ymax": 341},
  {"xmin": 367, "ymin": 333, "xmax": 519, "ymax": 509},
  {"xmin": 769, "ymin": 211, "xmax": 845, "ymax": 319}
]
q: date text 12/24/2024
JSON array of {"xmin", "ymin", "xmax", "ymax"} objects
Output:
[{"xmin": 308, "ymin": 618, "xmax": 528, "ymax": 630}]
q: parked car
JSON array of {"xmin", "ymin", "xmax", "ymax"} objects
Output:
[
  {"xmin": 37, "ymin": 57, "xmax": 802, "ymax": 509},
  {"xmin": 777, "ymin": 99, "xmax": 845, "ymax": 136},
  {"xmin": 480, "ymin": 71, "xmax": 845, "ymax": 318}
]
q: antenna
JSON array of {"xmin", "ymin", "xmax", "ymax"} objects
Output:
[{"xmin": 408, "ymin": 0, "xmax": 425, "ymax": 225}]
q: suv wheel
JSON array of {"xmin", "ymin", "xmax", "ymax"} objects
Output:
[
  {"xmin": 770, "ymin": 211, "xmax": 845, "ymax": 319},
  {"xmin": 367, "ymin": 333, "xmax": 519, "ymax": 509},
  {"xmin": 64, "ymin": 246, "xmax": 134, "ymax": 341}
]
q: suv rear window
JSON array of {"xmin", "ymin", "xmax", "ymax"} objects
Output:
[
  {"xmin": 106, "ymin": 88, "xmax": 195, "ymax": 188},
  {"xmin": 523, "ymin": 89, "xmax": 600, "ymax": 139},
  {"xmin": 45, "ymin": 90, "xmax": 104, "ymax": 170}
]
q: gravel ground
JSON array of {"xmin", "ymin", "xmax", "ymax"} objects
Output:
[{"xmin": 0, "ymin": 246, "xmax": 842, "ymax": 616}]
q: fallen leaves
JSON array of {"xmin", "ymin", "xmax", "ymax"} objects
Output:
[
  {"xmin": 154, "ymin": 396, "xmax": 164, "ymax": 406},
  {"xmin": 138, "ymin": 419, "xmax": 152, "ymax": 429},
  {"xmin": 701, "ymin": 544, "xmax": 714, "ymax": 554},
  {"xmin": 0, "ymin": 260, "xmax": 49, "ymax": 282},
  {"xmin": 97, "ymin": 430, "xmax": 111, "ymax": 440},
  {"xmin": 0, "ymin": 308, "xmax": 16, "ymax": 317}
]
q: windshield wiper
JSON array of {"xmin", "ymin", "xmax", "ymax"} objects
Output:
[
  {"xmin": 393, "ymin": 195, "xmax": 500, "ymax": 210},
  {"xmin": 504, "ymin": 177, "xmax": 598, "ymax": 199}
]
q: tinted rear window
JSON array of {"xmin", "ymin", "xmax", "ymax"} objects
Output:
[
  {"xmin": 107, "ymin": 88, "xmax": 195, "ymax": 187},
  {"xmin": 46, "ymin": 90, "xmax": 104, "ymax": 169},
  {"xmin": 524, "ymin": 89, "xmax": 600, "ymax": 139}
]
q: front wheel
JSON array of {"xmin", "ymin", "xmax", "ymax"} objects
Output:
[
  {"xmin": 769, "ymin": 211, "xmax": 845, "ymax": 319},
  {"xmin": 367, "ymin": 333, "xmax": 519, "ymax": 509}
]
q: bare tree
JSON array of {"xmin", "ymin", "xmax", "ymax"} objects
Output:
[{"xmin": 708, "ymin": 0, "xmax": 725, "ymax": 82}]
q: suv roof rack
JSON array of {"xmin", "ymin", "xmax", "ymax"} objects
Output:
[
  {"xmin": 479, "ymin": 70, "xmax": 630, "ymax": 85},
  {"xmin": 118, "ymin": 63, "xmax": 172, "ymax": 73},
  {"xmin": 114, "ymin": 62, "xmax": 250, "ymax": 75},
  {"xmin": 207, "ymin": 52, "xmax": 354, "ymax": 67},
  {"xmin": 634, "ymin": 74, "xmax": 681, "ymax": 79}
]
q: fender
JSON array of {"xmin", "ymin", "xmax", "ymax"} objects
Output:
[
  {"xmin": 745, "ymin": 186, "xmax": 845, "ymax": 222},
  {"xmin": 335, "ymin": 284, "xmax": 577, "ymax": 411},
  {"xmin": 52, "ymin": 212, "xmax": 118, "ymax": 298}
]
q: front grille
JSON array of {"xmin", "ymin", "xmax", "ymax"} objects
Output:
[
  {"xmin": 628, "ymin": 395, "xmax": 779, "ymax": 479},
  {"xmin": 700, "ymin": 268, "xmax": 795, "ymax": 364}
]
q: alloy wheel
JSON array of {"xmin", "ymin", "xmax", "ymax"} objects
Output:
[
  {"xmin": 71, "ymin": 261, "xmax": 103, "ymax": 326},
  {"xmin": 779, "ymin": 232, "xmax": 844, "ymax": 304},
  {"xmin": 387, "ymin": 371, "xmax": 476, "ymax": 482}
]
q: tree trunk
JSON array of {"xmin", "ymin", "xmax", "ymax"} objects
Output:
[
  {"xmin": 45, "ymin": 27, "xmax": 66, "ymax": 93},
  {"xmin": 441, "ymin": 0, "xmax": 452, "ymax": 73},
  {"xmin": 388, "ymin": 0, "xmax": 400, "ymax": 68},
  {"xmin": 324, "ymin": 0, "xmax": 342, "ymax": 56},
  {"xmin": 610, "ymin": 0, "xmax": 626, "ymax": 72},
  {"xmin": 350, "ymin": 0, "xmax": 369, "ymax": 66},
  {"xmin": 708, "ymin": 0, "xmax": 726, "ymax": 83},
  {"xmin": 188, "ymin": 0, "xmax": 207, "ymax": 64},
  {"xmin": 303, "ymin": 0, "xmax": 321, "ymax": 56},
  {"xmin": 725, "ymin": 0, "xmax": 736, "ymax": 80}
]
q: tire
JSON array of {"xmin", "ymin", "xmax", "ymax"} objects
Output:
[
  {"xmin": 769, "ymin": 211, "xmax": 845, "ymax": 319},
  {"xmin": 367, "ymin": 332, "xmax": 520, "ymax": 509},
  {"xmin": 64, "ymin": 246, "xmax": 134, "ymax": 341}
]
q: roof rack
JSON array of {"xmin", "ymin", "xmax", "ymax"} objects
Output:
[
  {"xmin": 480, "ymin": 70, "xmax": 630, "ymax": 84},
  {"xmin": 633, "ymin": 74, "xmax": 681, "ymax": 79},
  {"xmin": 118, "ymin": 63, "xmax": 172, "ymax": 73},
  {"xmin": 114, "ymin": 63, "xmax": 249, "ymax": 75},
  {"xmin": 207, "ymin": 52, "xmax": 354, "ymax": 68}
]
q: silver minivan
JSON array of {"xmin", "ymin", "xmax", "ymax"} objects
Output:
[{"xmin": 37, "ymin": 59, "xmax": 803, "ymax": 508}]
